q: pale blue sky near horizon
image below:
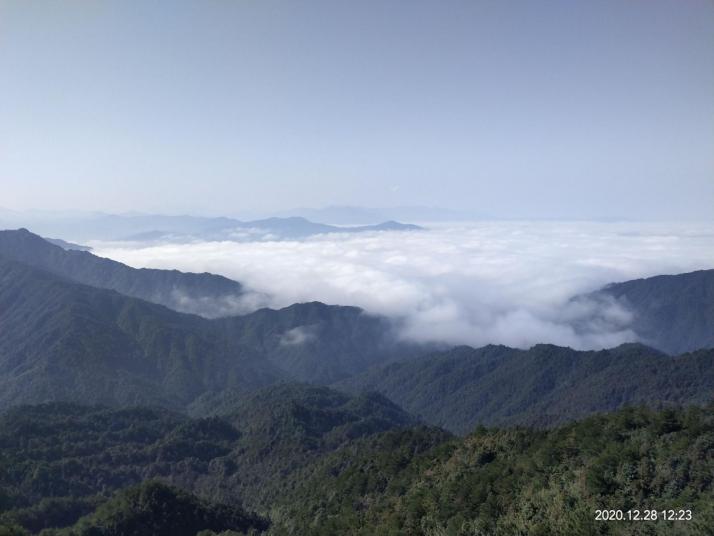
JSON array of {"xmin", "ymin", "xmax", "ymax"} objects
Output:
[{"xmin": 0, "ymin": 0, "xmax": 712, "ymax": 219}]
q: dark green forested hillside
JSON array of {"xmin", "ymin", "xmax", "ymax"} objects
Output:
[
  {"xmin": 3, "ymin": 251, "xmax": 711, "ymax": 435},
  {"xmin": 0, "ymin": 255, "xmax": 416, "ymax": 409},
  {"xmin": 217, "ymin": 304, "xmax": 422, "ymax": 383},
  {"xmin": 272, "ymin": 405, "xmax": 714, "ymax": 536},
  {"xmin": 2, "ymin": 228, "xmax": 712, "ymax": 415},
  {"xmin": 197, "ymin": 384, "xmax": 417, "ymax": 511},
  {"xmin": 50, "ymin": 482, "xmax": 268, "ymax": 536},
  {"xmin": 593, "ymin": 269, "xmax": 714, "ymax": 354},
  {"xmin": 0, "ymin": 384, "xmax": 416, "ymax": 534},
  {"xmin": 0, "ymin": 256, "xmax": 280, "ymax": 409},
  {"xmin": 3, "ymin": 404, "xmax": 711, "ymax": 535},
  {"xmin": 0, "ymin": 229, "xmax": 246, "ymax": 318},
  {"xmin": 336, "ymin": 343, "xmax": 714, "ymax": 434},
  {"xmin": 2, "ymin": 229, "xmax": 713, "ymax": 535}
]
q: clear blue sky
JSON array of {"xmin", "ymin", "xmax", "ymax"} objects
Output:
[{"xmin": 1, "ymin": 0, "xmax": 712, "ymax": 219}]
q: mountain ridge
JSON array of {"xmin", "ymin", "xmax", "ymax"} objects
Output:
[
  {"xmin": 0, "ymin": 228, "xmax": 248, "ymax": 317},
  {"xmin": 0, "ymin": 212, "xmax": 423, "ymax": 243},
  {"xmin": 592, "ymin": 268, "xmax": 714, "ymax": 354},
  {"xmin": 336, "ymin": 342, "xmax": 714, "ymax": 433},
  {"xmin": 118, "ymin": 216, "xmax": 423, "ymax": 242},
  {"xmin": 0, "ymin": 254, "xmax": 415, "ymax": 410}
]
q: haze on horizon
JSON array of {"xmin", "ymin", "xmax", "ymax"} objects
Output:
[{"xmin": 1, "ymin": 0, "xmax": 713, "ymax": 220}]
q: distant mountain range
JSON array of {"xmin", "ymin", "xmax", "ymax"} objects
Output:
[
  {"xmin": 0, "ymin": 210, "xmax": 423, "ymax": 242},
  {"xmin": 120, "ymin": 217, "xmax": 422, "ymax": 243}
]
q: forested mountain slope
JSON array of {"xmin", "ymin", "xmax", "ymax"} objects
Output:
[
  {"xmin": 337, "ymin": 343, "xmax": 714, "ymax": 433},
  {"xmin": 217, "ymin": 302, "xmax": 419, "ymax": 383},
  {"xmin": 273, "ymin": 405, "xmax": 714, "ymax": 536},
  {"xmin": 0, "ymin": 256, "xmax": 281, "ymax": 409},
  {"xmin": 0, "ymin": 228, "xmax": 246, "ymax": 317},
  {"xmin": 44, "ymin": 482, "xmax": 268, "ymax": 536},
  {"xmin": 593, "ymin": 269, "xmax": 714, "ymax": 354},
  {"xmin": 0, "ymin": 257, "xmax": 413, "ymax": 409},
  {"xmin": 4, "ymin": 404, "xmax": 711, "ymax": 535},
  {"xmin": 0, "ymin": 385, "xmax": 416, "ymax": 534}
]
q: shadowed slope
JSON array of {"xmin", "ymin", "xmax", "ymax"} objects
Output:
[{"xmin": 595, "ymin": 269, "xmax": 714, "ymax": 354}]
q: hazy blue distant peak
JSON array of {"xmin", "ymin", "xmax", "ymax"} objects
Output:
[
  {"xmin": 111, "ymin": 215, "xmax": 425, "ymax": 242},
  {"xmin": 366, "ymin": 220, "xmax": 423, "ymax": 231},
  {"xmin": 0, "ymin": 210, "xmax": 423, "ymax": 242}
]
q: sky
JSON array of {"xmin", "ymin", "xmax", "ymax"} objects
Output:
[{"xmin": 1, "ymin": 0, "xmax": 712, "ymax": 219}]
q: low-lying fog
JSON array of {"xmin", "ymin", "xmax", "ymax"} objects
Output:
[{"xmin": 92, "ymin": 220, "xmax": 714, "ymax": 350}]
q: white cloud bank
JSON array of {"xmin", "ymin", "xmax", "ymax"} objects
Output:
[{"xmin": 92, "ymin": 221, "xmax": 714, "ymax": 350}]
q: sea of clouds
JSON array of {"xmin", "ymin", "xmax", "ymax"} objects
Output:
[{"xmin": 92, "ymin": 220, "xmax": 714, "ymax": 350}]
